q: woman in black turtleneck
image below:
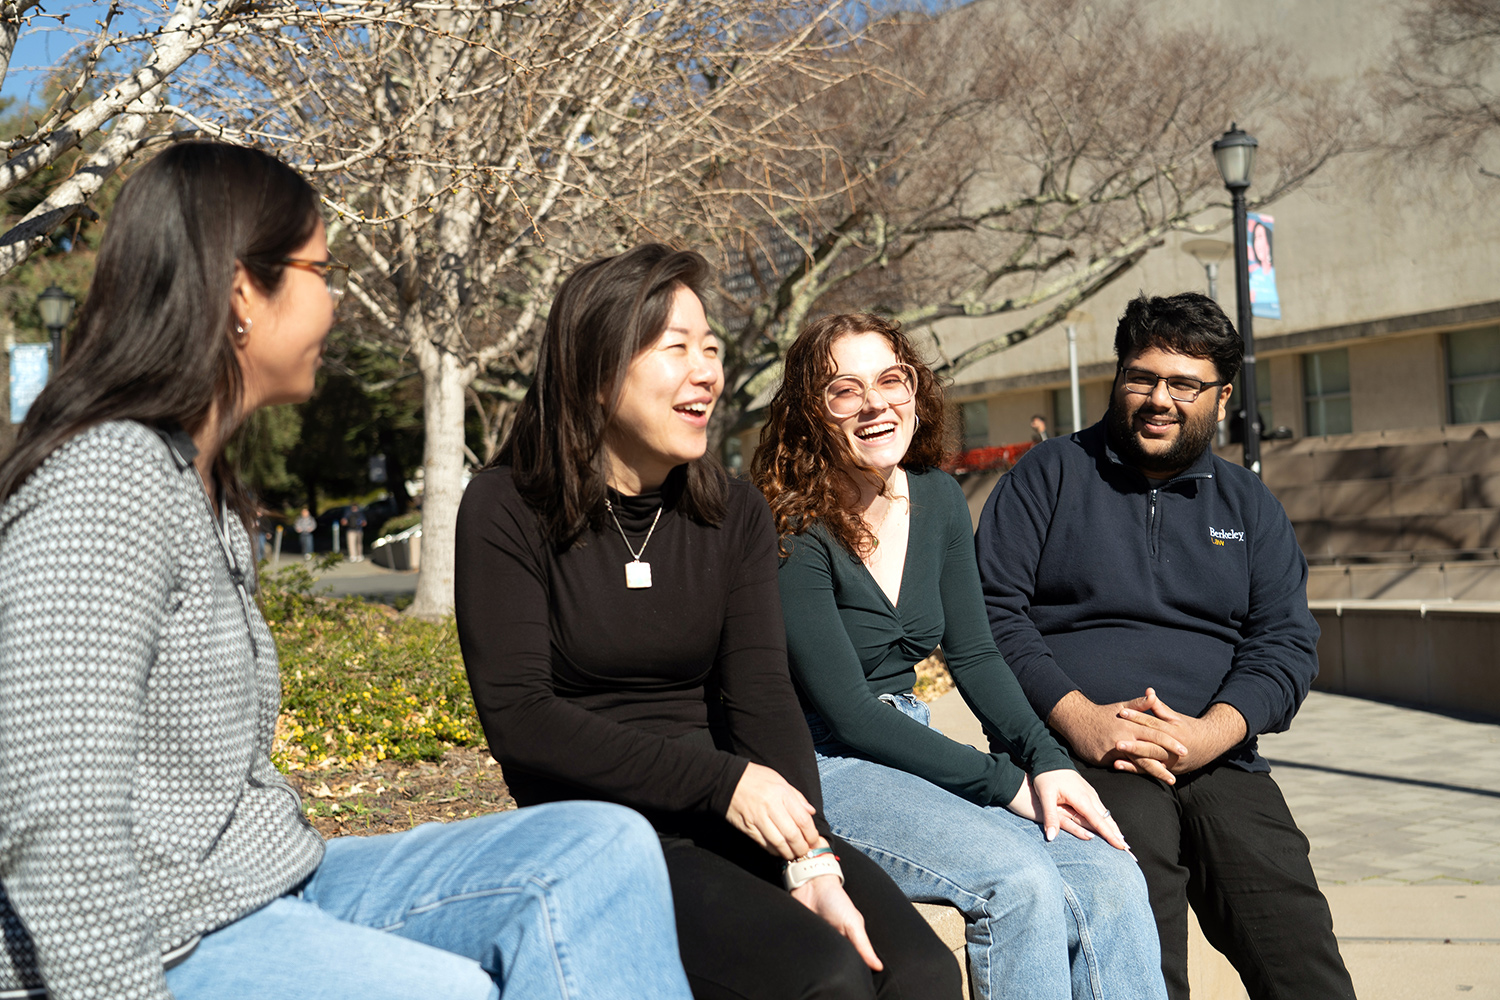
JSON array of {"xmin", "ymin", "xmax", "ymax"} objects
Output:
[{"xmin": 454, "ymin": 245, "xmax": 957, "ymax": 1000}]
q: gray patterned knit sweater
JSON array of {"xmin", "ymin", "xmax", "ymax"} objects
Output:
[{"xmin": 0, "ymin": 422, "xmax": 325, "ymax": 1000}]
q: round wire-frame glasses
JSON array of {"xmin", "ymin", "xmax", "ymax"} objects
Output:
[{"xmin": 824, "ymin": 363, "xmax": 918, "ymax": 418}]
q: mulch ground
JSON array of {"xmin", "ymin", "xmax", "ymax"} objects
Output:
[
  {"xmin": 284, "ymin": 746, "xmax": 516, "ymax": 838},
  {"xmin": 287, "ymin": 654, "xmax": 956, "ymax": 839}
]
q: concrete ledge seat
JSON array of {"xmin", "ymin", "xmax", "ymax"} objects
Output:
[
  {"xmin": 910, "ymin": 884, "xmax": 1250, "ymax": 999},
  {"xmin": 1311, "ymin": 598, "xmax": 1500, "ymax": 718},
  {"xmin": 914, "ymin": 902, "xmax": 970, "ymax": 997}
]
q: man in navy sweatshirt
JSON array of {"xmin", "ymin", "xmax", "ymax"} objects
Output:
[{"xmin": 976, "ymin": 292, "xmax": 1355, "ymax": 1000}]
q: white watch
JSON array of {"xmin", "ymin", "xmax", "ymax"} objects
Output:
[{"xmin": 783, "ymin": 853, "xmax": 844, "ymax": 891}]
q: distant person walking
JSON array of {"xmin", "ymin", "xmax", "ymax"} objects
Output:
[
  {"xmin": 294, "ymin": 506, "xmax": 316, "ymax": 558},
  {"xmin": 1030, "ymin": 414, "xmax": 1050, "ymax": 442},
  {"xmin": 341, "ymin": 503, "xmax": 367, "ymax": 562}
]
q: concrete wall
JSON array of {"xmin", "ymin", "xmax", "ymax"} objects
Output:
[
  {"xmin": 1311, "ymin": 601, "xmax": 1500, "ymax": 719},
  {"xmin": 1347, "ymin": 334, "xmax": 1447, "ymax": 434},
  {"xmin": 1264, "ymin": 354, "xmax": 1302, "ymax": 437}
]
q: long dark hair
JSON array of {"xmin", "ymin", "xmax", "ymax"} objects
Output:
[
  {"xmin": 753, "ymin": 313, "xmax": 948, "ymax": 556},
  {"xmin": 498, "ymin": 243, "xmax": 727, "ymax": 550},
  {"xmin": 0, "ymin": 142, "xmax": 321, "ymax": 522}
]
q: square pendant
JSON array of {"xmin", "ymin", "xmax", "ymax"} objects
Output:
[{"xmin": 625, "ymin": 560, "xmax": 653, "ymax": 589}]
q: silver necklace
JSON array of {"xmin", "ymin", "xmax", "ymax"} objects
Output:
[{"xmin": 604, "ymin": 498, "xmax": 663, "ymax": 589}]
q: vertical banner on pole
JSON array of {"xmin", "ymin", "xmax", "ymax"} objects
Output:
[
  {"xmin": 1246, "ymin": 213, "xmax": 1281, "ymax": 319},
  {"xmin": 10, "ymin": 344, "xmax": 50, "ymax": 424}
]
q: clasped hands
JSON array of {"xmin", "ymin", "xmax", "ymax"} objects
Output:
[
  {"xmin": 726, "ymin": 762, "xmax": 882, "ymax": 971},
  {"xmin": 1048, "ymin": 687, "xmax": 1248, "ymax": 785}
]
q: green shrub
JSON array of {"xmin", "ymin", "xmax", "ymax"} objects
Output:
[
  {"xmin": 261, "ymin": 559, "xmax": 480, "ymax": 771},
  {"xmin": 379, "ymin": 510, "xmax": 422, "ymax": 536}
]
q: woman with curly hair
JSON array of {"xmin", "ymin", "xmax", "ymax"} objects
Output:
[{"xmin": 753, "ymin": 314, "xmax": 1167, "ymax": 1000}]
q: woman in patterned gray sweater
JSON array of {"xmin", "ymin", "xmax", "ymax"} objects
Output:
[{"xmin": 0, "ymin": 143, "xmax": 692, "ymax": 1000}]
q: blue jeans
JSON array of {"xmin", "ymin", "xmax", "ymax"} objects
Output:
[
  {"xmin": 810, "ymin": 694, "xmax": 1166, "ymax": 1000},
  {"xmin": 165, "ymin": 802, "xmax": 693, "ymax": 1000}
]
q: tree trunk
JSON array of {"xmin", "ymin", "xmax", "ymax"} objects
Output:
[{"xmin": 406, "ymin": 335, "xmax": 470, "ymax": 619}]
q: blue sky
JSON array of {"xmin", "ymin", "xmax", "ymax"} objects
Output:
[
  {"xmin": 4, "ymin": 4, "xmax": 150, "ymax": 108},
  {"xmin": 0, "ymin": 1, "xmax": 959, "ymax": 108}
]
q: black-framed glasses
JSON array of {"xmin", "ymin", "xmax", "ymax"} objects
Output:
[
  {"xmin": 280, "ymin": 257, "xmax": 349, "ymax": 299},
  {"xmin": 824, "ymin": 363, "xmax": 918, "ymax": 418},
  {"xmin": 1118, "ymin": 368, "xmax": 1227, "ymax": 403}
]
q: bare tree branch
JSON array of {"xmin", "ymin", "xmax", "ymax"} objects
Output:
[
  {"xmin": 0, "ymin": 89, "xmax": 164, "ymax": 279},
  {"xmin": 1384, "ymin": 0, "xmax": 1500, "ymax": 178}
]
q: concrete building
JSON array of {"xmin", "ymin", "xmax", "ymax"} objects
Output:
[
  {"xmin": 939, "ymin": 0, "xmax": 1500, "ymax": 457},
  {"xmin": 916, "ymin": 0, "xmax": 1500, "ymax": 722}
]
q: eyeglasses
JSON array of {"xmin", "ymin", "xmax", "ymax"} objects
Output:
[
  {"xmin": 280, "ymin": 257, "xmax": 349, "ymax": 300},
  {"xmin": 824, "ymin": 363, "xmax": 918, "ymax": 418},
  {"xmin": 1118, "ymin": 368, "xmax": 1227, "ymax": 403}
]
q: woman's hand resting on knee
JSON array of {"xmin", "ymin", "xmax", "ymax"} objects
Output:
[
  {"xmin": 726, "ymin": 766, "xmax": 882, "ymax": 969},
  {"xmin": 791, "ymin": 873, "xmax": 883, "ymax": 972},
  {"xmin": 1007, "ymin": 770, "xmax": 1131, "ymax": 851},
  {"xmin": 725, "ymin": 762, "xmax": 820, "ymax": 860}
]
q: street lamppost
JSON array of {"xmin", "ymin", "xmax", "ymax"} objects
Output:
[
  {"xmin": 36, "ymin": 285, "xmax": 76, "ymax": 380},
  {"xmin": 1182, "ymin": 239, "xmax": 1232, "ymax": 303},
  {"xmin": 1212, "ymin": 123, "xmax": 1261, "ymax": 478}
]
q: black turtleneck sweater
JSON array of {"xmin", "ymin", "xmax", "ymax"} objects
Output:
[{"xmin": 454, "ymin": 465, "xmax": 831, "ymax": 838}]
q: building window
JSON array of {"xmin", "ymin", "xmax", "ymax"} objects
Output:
[
  {"xmin": 959, "ymin": 399, "xmax": 989, "ymax": 451},
  {"xmin": 1303, "ymin": 348, "xmax": 1352, "ymax": 436},
  {"xmin": 1447, "ymin": 326, "xmax": 1500, "ymax": 424}
]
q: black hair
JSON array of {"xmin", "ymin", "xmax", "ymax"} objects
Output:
[
  {"xmin": 497, "ymin": 243, "xmax": 727, "ymax": 551},
  {"xmin": 0, "ymin": 141, "xmax": 321, "ymax": 523},
  {"xmin": 1113, "ymin": 292, "xmax": 1243, "ymax": 384}
]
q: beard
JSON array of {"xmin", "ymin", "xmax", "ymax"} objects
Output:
[{"xmin": 1105, "ymin": 394, "xmax": 1219, "ymax": 476}]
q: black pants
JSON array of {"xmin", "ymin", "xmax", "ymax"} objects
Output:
[
  {"xmin": 660, "ymin": 828, "xmax": 961, "ymax": 1000},
  {"xmin": 1078, "ymin": 760, "xmax": 1356, "ymax": 1000}
]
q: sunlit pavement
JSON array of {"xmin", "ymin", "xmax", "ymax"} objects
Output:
[
  {"xmin": 929, "ymin": 689, "xmax": 1500, "ymax": 999},
  {"xmin": 263, "ymin": 554, "xmax": 418, "ymax": 600}
]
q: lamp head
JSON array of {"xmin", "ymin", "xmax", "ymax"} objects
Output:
[
  {"xmin": 1212, "ymin": 123, "xmax": 1257, "ymax": 190},
  {"xmin": 37, "ymin": 284, "xmax": 76, "ymax": 329}
]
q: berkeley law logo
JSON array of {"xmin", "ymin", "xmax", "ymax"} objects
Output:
[{"xmin": 1209, "ymin": 527, "xmax": 1246, "ymax": 547}]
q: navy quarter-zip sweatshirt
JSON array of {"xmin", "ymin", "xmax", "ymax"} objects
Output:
[{"xmin": 975, "ymin": 420, "xmax": 1319, "ymax": 772}]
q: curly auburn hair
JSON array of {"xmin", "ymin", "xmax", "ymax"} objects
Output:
[{"xmin": 752, "ymin": 313, "xmax": 948, "ymax": 556}]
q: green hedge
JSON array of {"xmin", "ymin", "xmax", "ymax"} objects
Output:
[
  {"xmin": 379, "ymin": 511, "xmax": 422, "ymax": 535},
  {"xmin": 261, "ymin": 560, "xmax": 481, "ymax": 770}
]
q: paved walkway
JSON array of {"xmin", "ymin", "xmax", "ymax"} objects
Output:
[
  {"xmin": 929, "ymin": 689, "xmax": 1500, "ymax": 998},
  {"xmin": 1260, "ymin": 691, "xmax": 1500, "ymax": 886},
  {"xmin": 264, "ymin": 554, "xmax": 419, "ymax": 599}
]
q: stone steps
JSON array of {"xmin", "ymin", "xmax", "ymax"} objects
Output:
[
  {"xmin": 1295, "ymin": 509, "xmax": 1500, "ymax": 558},
  {"xmin": 1309, "ymin": 560, "xmax": 1500, "ymax": 601},
  {"xmin": 1251, "ymin": 423, "xmax": 1500, "ymax": 563}
]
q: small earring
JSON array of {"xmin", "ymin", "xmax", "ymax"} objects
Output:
[
  {"xmin": 235, "ymin": 317, "xmax": 252, "ymax": 336},
  {"xmin": 914, "ymin": 413, "xmax": 922, "ymax": 431}
]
